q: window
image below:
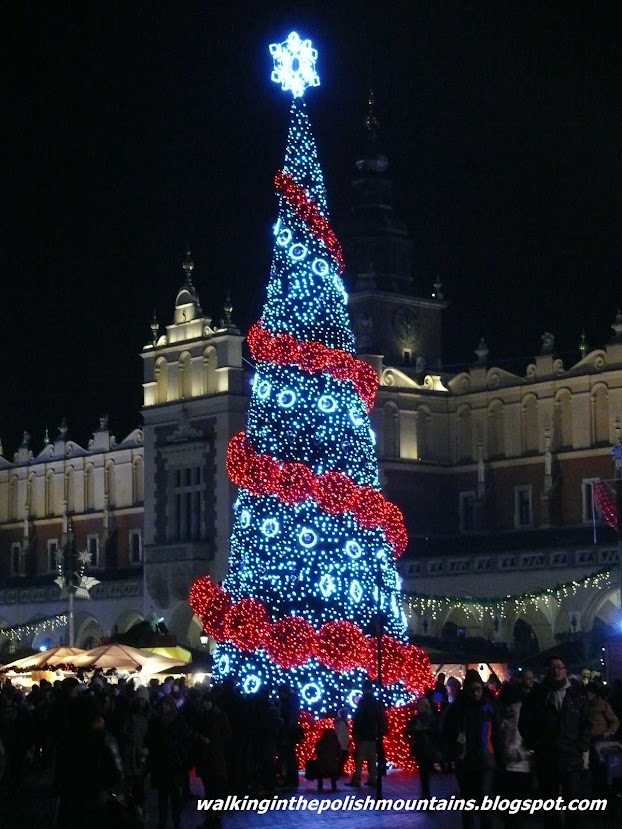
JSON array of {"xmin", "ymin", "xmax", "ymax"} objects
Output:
[
  {"xmin": 10, "ymin": 542, "xmax": 21, "ymax": 576},
  {"xmin": 514, "ymin": 486, "xmax": 533, "ymax": 528},
  {"xmin": 402, "ymin": 349, "xmax": 412, "ymax": 365},
  {"xmin": 171, "ymin": 466, "xmax": 203, "ymax": 542},
  {"xmin": 87, "ymin": 534, "xmax": 100, "ymax": 568},
  {"xmin": 459, "ymin": 491, "xmax": 476, "ymax": 532},
  {"xmin": 129, "ymin": 529, "xmax": 142, "ymax": 564},
  {"xmin": 48, "ymin": 539, "xmax": 59, "ymax": 573},
  {"xmin": 582, "ymin": 479, "xmax": 601, "ymax": 524}
]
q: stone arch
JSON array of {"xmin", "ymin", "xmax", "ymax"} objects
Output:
[
  {"xmin": 553, "ymin": 606, "xmax": 571, "ymax": 642},
  {"xmin": 456, "ymin": 404, "xmax": 473, "ymax": 462},
  {"xmin": 168, "ymin": 602, "xmax": 199, "ymax": 647},
  {"xmin": 179, "ymin": 351, "xmax": 192, "ymax": 400},
  {"xmin": 416, "ymin": 405, "xmax": 432, "ymax": 461},
  {"xmin": 487, "ymin": 398, "xmax": 505, "ymax": 459},
  {"xmin": 203, "ymin": 346, "xmax": 217, "ymax": 395},
  {"xmin": 74, "ymin": 613, "xmax": 104, "ymax": 649},
  {"xmin": 439, "ymin": 604, "xmax": 480, "ymax": 640},
  {"xmin": 591, "ymin": 383, "xmax": 609, "ymax": 445},
  {"xmin": 155, "ymin": 356, "xmax": 168, "ymax": 405},
  {"xmin": 32, "ymin": 625, "xmax": 62, "ymax": 651},
  {"xmin": 582, "ymin": 586, "xmax": 621, "ymax": 633},
  {"xmin": 510, "ymin": 603, "xmax": 556, "ymax": 656},
  {"xmin": 383, "ymin": 402, "xmax": 400, "ymax": 459},
  {"xmin": 553, "ymin": 388, "xmax": 573, "ymax": 450},
  {"xmin": 113, "ymin": 609, "xmax": 144, "ymax": 635},
  {"xmin": 521, "ymin": 394, "xmax": 538, "ymax": 454}
]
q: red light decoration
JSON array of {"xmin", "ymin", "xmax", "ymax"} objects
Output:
[
  {"xmin": 315, "ymin": 621, "xmax": 371, "ymax": 672},
  {"xmin": 313, "ymin": 471, "xmax": 356, "ymax": 515},
  {"xmin": 594, "ymin": 481, "xmax": 618, "ymax": 530},
  {"xmin": 223, "ymin": 598, "xmax": 270, "ymax": 651},
  {"xmin": 275, "ymin": 170, "xmax": 345, "ymax": 274},
  {"xmin": 264, "ymin": 616, "xmax": 318, "ymax": 668},
  {"xmin": 225, "ymin": 433, "xmax": 408, "ymax": 558},
  {"xmin": 246, "ymin": 322, "xmax": 378, "ymax": 412},
  {"xmin": 365, "ymin": 635, "xmax": 408, "ymax": 686}
]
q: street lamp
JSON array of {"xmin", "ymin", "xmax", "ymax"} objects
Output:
[
  {"xmin": 613, "ymin": 435, "xmax": 622, "ymax": 625},
  {"xmin": 54, "ymin": 520, "xmax": 100, "ymax": 646}
]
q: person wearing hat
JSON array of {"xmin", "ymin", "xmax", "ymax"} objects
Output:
[{"xmin": 442, "ymin": 669, "xmax": 501, "ymax": 829}]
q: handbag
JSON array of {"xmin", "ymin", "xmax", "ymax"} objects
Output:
[{"xmin": 304, "ymin": 758, "xmax": 319, "ymax": 780}]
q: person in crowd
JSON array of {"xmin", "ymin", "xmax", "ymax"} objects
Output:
[
  {"xmin": 119, "ymin": 685, "xmax": 152, "ymax": 822},
  {"xmin": 579, "ymin": 667, "xmax": 592, "ymax": 686},
  {"xmin": 519, "ymin": 655, "xmax": 591, "ymax": 828},
  {"xmin": 217, "ymin": 676, "xmax": 249, "ymax": 795},
  {"xmin": 247, "ymin": 686, "xmax": 283, "ymax": 795},
  {"xmin": 194, "ymin": 691, "xmax": 232, "ymax": 829},
  {"xmin": 584, "ymin": 682, "xmax": 620, "ymax": 741},
  {"xmin": 496, "ymin": 682, "xmax": 534, "ymax": 826},
  {"xmin": 345, "ymin": 679, "xmax": 388, "ymax": 788},
  {"xmin": 334, "ymin": 707, "xmax": 351, "ymax": 779},
  {"xmin": 147, "ymin": 694, "xmax": 189, "ymax": 829},
  {"xmin": 56, "ymin": 704, "xmax": 125, "ymax": 829},
  {"xmin": 519, "ymin": 669, "xmax": 536, "ymax": 696},
  {"xmin": 406, "ymin": 695, "xmax": 439, "ymax": 799},
  {"xmin": 443, "ymin": 669, "xmax": 500, "ymax": 829},
  {"xmin": 313, "ymin": 727, "xmax": 342, "ymax": 791},
  {"xmin": 432, "ymin": 673, "xmax": 448, "ymax": 711},
  {"xmin": 276, "ymin": 683, "xmax": 301, "ymax": 790}
]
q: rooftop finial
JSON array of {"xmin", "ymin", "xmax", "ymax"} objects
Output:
[
  {"xmin": 150, "ymin": 309, "xmax": 159, "ymax": 346},
  {"xmin": 365, "ymin": 89, "xmax": 379, "ymax": 142},
  {"xmin": 579, "ymin": 329, "xmax": 588, "ymax": 358},
  {"xmin": 182, "ymin": 249, "xmax": 194, "ymax": 284},
  {"xmin": 223, "ymin": 291, "xmax": 233, "ymax": 327},
  {"xmin": 43, "ymin": 426, "xmax": 50, "ymax": 446}
]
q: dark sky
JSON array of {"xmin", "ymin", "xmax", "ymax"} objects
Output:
[{"xmin": 3, "ymin": 1, "xmax": 621, "ymax": 456}]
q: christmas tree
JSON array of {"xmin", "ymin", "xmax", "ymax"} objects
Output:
[{"xmin": 190, "ymin": 31, "xmax": 431, "ymax": 764}]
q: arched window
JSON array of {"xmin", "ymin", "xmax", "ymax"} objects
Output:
[
  {"xmin": 591, "ymin": 384, "xmax": 609, "ymax": 445},
  {"xmin": 132, "ymin": 456, "xmax": 144, "ymax": 504},
  {"xmin": 457, "ymin": 406, "xmax": 472, "ymax": 462},
  {"xmin": 65, "ymin": 467, "xmax": 75, "ymax": 514},
  {"xmin": 45, "ymin": 470, "xmax": 55, "ymax": 516},
  {"xmin": 105, "ymin": 461, "xmax": 115, "ymax": 508},
  {"xmin": 383, "ymin": 402, "xmax": 400, "ymax": 459},
  {"xmin": 553, "ymin": 389, "xmax": 573, "ymax": 450},
  {"xmin": 203, "ymin": 346, "xmax": 217, "ymax": 395},
  {"xmin": 179, "ymin": 352, "xmax": 192, "ymax": 400},
  {"xmin": 155, "ymin": 357, "xmax": 168, "ymax": 405},
  {"xmin": 85, "ymin": 465, "xmax": 95, "ymax": 511},
  {"xmin": 9, "ymin": 476, "xmax": 19, "ymax": 521},
  {"xmin": 521, "ymin": 395, "xmax": 538, "ymax": 454},
  {"xmin": 416, "ymin": 406, "xmax": 431, "ymax": 460},
  {"xmin": 488, "ymin": 399, "xmax": 505, "ymax": 458}
]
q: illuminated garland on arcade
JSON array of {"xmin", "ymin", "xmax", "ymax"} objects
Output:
[{"xmin": 226, "ymin": 431, "xmax": 408, "ymax": 557}]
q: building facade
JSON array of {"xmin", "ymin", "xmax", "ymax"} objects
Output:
[{"xmin": 1, "ymin": 108, "xmax": 620, "ymax": 668}]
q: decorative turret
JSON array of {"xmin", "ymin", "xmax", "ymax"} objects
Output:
[{"xmin": 174, "ymin": 250, "xmax": 204, "ymax": 325}]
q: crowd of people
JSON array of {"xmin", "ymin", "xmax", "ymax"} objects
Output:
[
  {"xmin": 406, "ymin": 659, "xmax": 622, "ymax": 828},
  {"xmin": 0, "ymin": 658, "xmax": 620, "ymax": 829}
]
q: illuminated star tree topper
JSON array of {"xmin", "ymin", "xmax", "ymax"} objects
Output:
[{"xmin": 270, "ymin": 31, "xmax": 320, "ymax": 98}]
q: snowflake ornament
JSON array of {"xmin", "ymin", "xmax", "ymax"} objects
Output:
[{"xmin": 269, "ymin": 31, "xmax": 320, "ymax": 98}]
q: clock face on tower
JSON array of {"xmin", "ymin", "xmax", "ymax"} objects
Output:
[{"xmin": 393, "ymin": 307, "xmax": 418, "ymax": 342}]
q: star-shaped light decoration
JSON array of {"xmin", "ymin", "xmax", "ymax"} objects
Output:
[{"xmin": 269, "ymin": 31, "xmax": 320, "ymax": 98}]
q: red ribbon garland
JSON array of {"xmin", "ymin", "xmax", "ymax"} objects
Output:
[
  {"xmin": 274, "ymin": 170, "xmax": 345, "ymax": 274},
  {"xmin": 189, "ymin": 575, "xmax": 432, "ymax": 692},
  {"xmin": 247, "ymin": 322, "xmax": 378, "ymax": 411},
  {"xmin": 226, "ymin": 431, "xmax": 408, "ymax": 557}
]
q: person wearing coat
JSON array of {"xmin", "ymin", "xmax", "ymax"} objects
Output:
[
  {"xmin": 147, "ymin": 695, "xmax": 189, "ymax": 829},
  {"xmin": 313, "ymin": 728, "xmax": 342, "ymax": 791},
  {"xmin": 406, "ymin": 695, "xmax": 438, "ymax": 799},
  {"xmin": 194, "ymin": 692, "xmax": 232, "ymax": 829},
  {"xmin": 443, "ymin": 669, "xmax": 501, "ymax": 829},
  {"xmin": 518, "ymin": 656, "xmax": 591, "ymax": 828}
]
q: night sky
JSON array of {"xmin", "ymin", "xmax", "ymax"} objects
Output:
[{"xmin": 4, "ymin": 2, "xmax": 621, "ymax": 457}]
